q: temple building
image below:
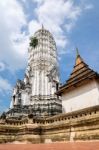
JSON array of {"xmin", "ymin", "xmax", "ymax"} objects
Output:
[
  {"xmin": 57, "ymin": 49, "xmax": 99, "ymax": 113},
  {"xmin": 0, "ymin": 27, "xmax": 99, "ymax": 143}
]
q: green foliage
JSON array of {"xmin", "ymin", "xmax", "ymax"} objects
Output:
[{"xmin": 29, "ymin": 37, "xmax": 38, "ymax": 48}]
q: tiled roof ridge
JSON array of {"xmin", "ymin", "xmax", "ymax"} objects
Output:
[
  {"xmin": 56, "ymin": 50, "xmax": 99, "ymax": 94},
  {"xmin": 67, "ymin": 69, "xmax": 95, "ymax": 84},
  {"xmin": 60, "ymin": 71, "xmax": 96, "ymax": 90},
  {"xmin": 68, "ymin": 50, "xmax": 98, "ymax": 81}
]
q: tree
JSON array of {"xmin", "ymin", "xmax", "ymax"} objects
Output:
[{"xmin": 29, "ymin": 37, "xmax": 38, "ymax": 48}]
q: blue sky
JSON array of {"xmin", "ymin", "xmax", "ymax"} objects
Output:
[{"xmin": 0, "ymin": 0, "xmax": 99, "ymax": 113}]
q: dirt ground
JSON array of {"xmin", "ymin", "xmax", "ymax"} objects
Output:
[{"xmin": 0, "ymin": 142, "xmax": 99, "ymax": 150}]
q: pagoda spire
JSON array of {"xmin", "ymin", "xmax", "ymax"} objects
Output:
[
  {"xmin": 75, "ymin": 48, "xmax": 83, "ymax": 66},
  {"xmin": 76, "ymin": 47, "xmax": 79, "ymax": 57},
  {"xmin": 42, "ymin": 24, "xmax": 44, "ymax": 30}
]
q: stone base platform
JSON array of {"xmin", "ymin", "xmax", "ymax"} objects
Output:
[{"xmin": 1, "ymin": 105, "xmax": 99, "ymax": 144}]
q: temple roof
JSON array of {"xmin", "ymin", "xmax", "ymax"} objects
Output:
[{"xmin": 57, "ymin": 49, "xmax": 99, "ymax": 95}]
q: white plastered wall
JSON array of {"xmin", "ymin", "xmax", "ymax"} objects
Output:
[
  {"xmin": 21, "ymin": 91, "xmax": 30, "ymax": 106},
  {"xmin": 62, "ymin": 80, "xmax": 99, "ymax": 113}
]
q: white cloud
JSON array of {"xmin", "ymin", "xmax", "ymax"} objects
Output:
[
  {"xmin": 0, "ymin": 0, "xmax": 28, "ymax": 72},
  {"xmin": 28, "ymin": 20, "xmax": 41, "ymax": 36},
  {"xmin": 0, "ymin": 62, "xmax": 5, "ymax": 71},
  {"xmin": 65, "ymin": 22, "xmax": 75, "ymax": 32},
  {"xmin": 0, "ymin": 76, "xmax": 12, "ymax": 94}
]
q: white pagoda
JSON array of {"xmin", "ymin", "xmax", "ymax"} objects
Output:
[{"xmin": 8, "ymin": 26, "xmax": 62, "ymax": 117}]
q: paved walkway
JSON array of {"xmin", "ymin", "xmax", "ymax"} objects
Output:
[{"xmin": 0, "ymin": 142, "xmax": 99, "ymax": 150}]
